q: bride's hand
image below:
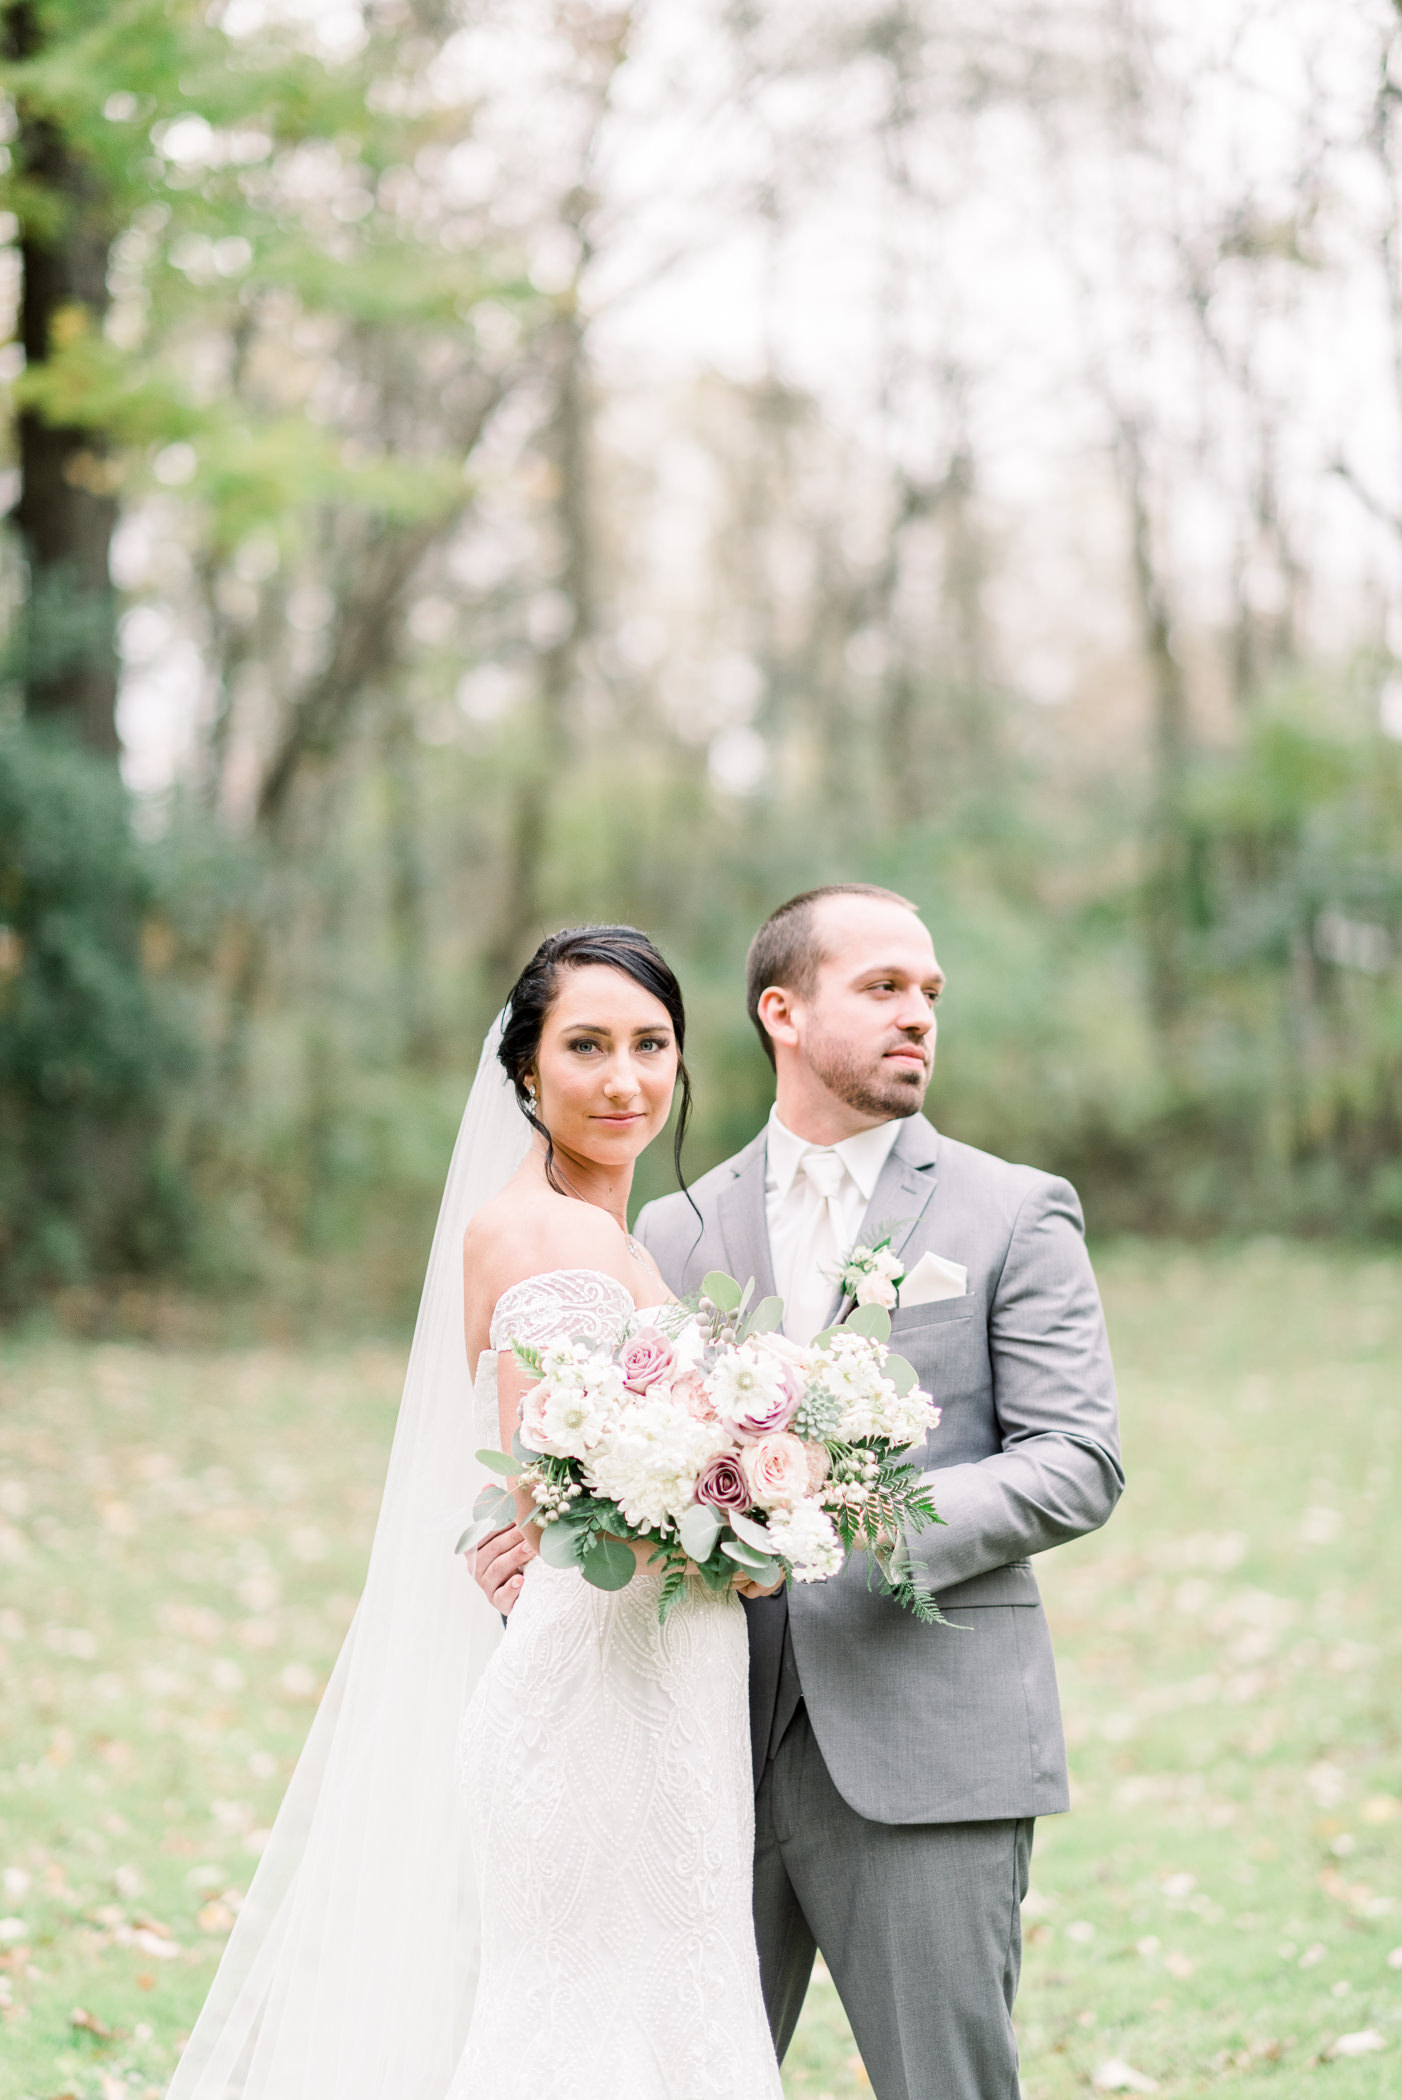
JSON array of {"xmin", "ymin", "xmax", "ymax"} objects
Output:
[
  {"xmin": 472, "ymin": 1523, "xmax": 537, "ymax": 1614},
  {"xmin": 731, "ymin": 1573, "xmax": 785, "ymax": 1600}
]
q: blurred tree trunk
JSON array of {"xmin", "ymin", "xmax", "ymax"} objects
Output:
[
  {"xmin": 383, "ymin": 703, "xmax": 439, "ymax": 1067},
  {"xmin": 485, "ymin": 297, "xmax": 592, "ymax": 989},
  {"xmin": 483, "ymin": 3, "xmax": 635, "ymax": 989},
  {"xmin": 1117, "ymin": 414, "xmax": 1191, "ymax": 1062},
  {"xmin": 5, "ymin": 0, "xmax": 119, "ymax": 753}
]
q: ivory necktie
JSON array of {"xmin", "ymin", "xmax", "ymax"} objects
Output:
[{"xmin": 785, "ymin": 1148, "xmax": 850, "ymax": 1345}]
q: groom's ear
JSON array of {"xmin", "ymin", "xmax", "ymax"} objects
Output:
[{"xmin": 756, "ymin": 985, "xmax": 800, "ymax": 1053}]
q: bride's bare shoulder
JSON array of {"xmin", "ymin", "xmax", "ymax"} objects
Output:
[{"xmin": 463, "ymin": 1184, "xmax": 626, "ymax": 1304}]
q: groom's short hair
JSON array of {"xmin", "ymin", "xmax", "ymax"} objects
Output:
[{"xmin": 745, "ymin": 884, "xmax": 919, "ymax": 1066}]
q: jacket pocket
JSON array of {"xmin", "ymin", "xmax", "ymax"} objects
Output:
[
  {"xmin": 890, "ymin": 1295, "xmax": 976, "ymax": 1335},
  {"xmin": 937, "ymin": 1561, "xmax": 1041, "ymax": 1607}
]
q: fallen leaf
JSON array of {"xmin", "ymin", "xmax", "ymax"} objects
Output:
[
  {"xmin": 70, "ymin": 2006, "xmax": 115, "ymax": 2038},
  {"xmin": 1329, "ymin": 2030, "xmax": 1387, "ymax": 2058},
  {"xmin": 1092, "ymin": 2061, "xmax": 1160, "ymax": 2094}
]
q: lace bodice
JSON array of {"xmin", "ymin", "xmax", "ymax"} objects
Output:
[{"xmin": 488, "ymin": 1267, "xmax": 637, "ymax": 1353}]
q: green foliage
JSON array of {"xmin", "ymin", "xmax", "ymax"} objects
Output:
[{"xmin": 0, "ymin": 722, "xmax": 192, "ymax": 1299}]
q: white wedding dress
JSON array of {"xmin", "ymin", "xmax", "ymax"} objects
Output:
[{"xmin": 449, "ymin": 1268, "xmax": 783, "ymax": 2100}]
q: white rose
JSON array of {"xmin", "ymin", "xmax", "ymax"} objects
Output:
[{"xmin": 854, "ymin": 1271, "xmax": 898, "ymax": 1309}]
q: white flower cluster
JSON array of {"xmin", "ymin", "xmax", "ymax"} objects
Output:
[
  {"xmin": 815, "ymin": 1332, "xmax": 938, "ymax": 1447},
  {"xmin": 764, "ymin": 1499, "xmax": 844, "ymax": 1581},
  {"xmin": 524, "ymin": 1338, "xmax": 626, "ymax": 1460},
  {"xmin": 842, "ymin": 1242, "xmax": 905, "ymax": 1309},
  {"xmin": 588, "ymin": 1400, "xmax": 729, "ymax": 1532}
]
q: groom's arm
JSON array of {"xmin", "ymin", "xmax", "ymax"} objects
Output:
[{"xmin": 900, "ymin": 1176, "xmax": 1124, "ymax": 1591}]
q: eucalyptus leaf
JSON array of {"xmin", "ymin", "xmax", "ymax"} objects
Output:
[
  {"xmin": 727, "ymin": 1510, "xmax": 774, "ymax": 1553},
  {"xmin": 474, "ymin": 1448, "xmax": 519, "ymax": 1477},
  {"xmin": 738, "ymin": 1276, "xmax": 755, "ymax": 1314},
  {"xmin": 510, "ymin": 1429, "xmax": 531, "ymax": 1463},
  {"xmin": 730, "ymin": 1552, "xmax": 781, "ymax": 1587},
  {"xmin": 721, "ymin": 1538, "xmax": 772, "ymax": 1571},
  {"xmin": 471, "ymin": 1481, "xmax": 516, "ymax": 1522},
  {"xmin": 844, "ymin": 1303, "xmax": 892, "ymax": 1341},
  {"xmin": 678, "ymin": 1503, "xmax": 723, "ymax": 1562},
  {"xmin": 701, "ymin": 1270, "xmax": 742, "ymax": 1312},
  {"xmin": 885, "ymin": 1352, "xmax": 918, "ymax": 1395},
  {"xmin": 741, "ymin": 1296, "xmax": 783, "ymax": 1337},
  {"xmin": 812, "ymin": 1325, "xmax": 838, "ymax": 1348},
  {"xmin": 580, "ymin": 1534, "xmax": 636, "ymax": 1591},
  {"xmin": 538, "ymin": 1521, "xmax": 585, "ymax": 1570}
]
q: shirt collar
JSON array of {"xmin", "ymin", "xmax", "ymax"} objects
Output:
[{"xmin": 764, "ymin": 1105, "xmax": 903, "ymax": 1203}]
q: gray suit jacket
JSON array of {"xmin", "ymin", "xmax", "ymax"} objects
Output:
[{"xmin": 635, "ymin": 1114, "xmax": 1123, "ymax": 1825}]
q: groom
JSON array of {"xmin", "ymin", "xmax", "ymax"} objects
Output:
[{"xmin": 480, "ymin": 884, "xmax": 1123, "ymax": 2100}]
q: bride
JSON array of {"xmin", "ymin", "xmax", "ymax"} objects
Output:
[{"xmin": 166, "ymin": 924, "xmax": 784, "ymax": 2100}]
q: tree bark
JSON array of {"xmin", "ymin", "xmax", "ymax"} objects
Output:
[
  {"xmin": 1117, "ymin": 415, "xmax": 1191, "ymax": 1059},
  {"xmin": 6, "ymin": 0, "xmax": 120, "ymax": 752}
]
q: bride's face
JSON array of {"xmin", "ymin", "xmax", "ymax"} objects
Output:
[{"xmin": 530, "ymin": 963, "xmax": 679, "ymax": 1170}]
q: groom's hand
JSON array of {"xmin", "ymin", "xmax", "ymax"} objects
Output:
[{"xmin": 473, "ymin": 1523, "xmax": 535, "ymax": 1614}]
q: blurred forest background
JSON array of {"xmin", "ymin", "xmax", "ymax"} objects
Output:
[{"xmin": 2, "ymin": 0, "xmax": 1402, "ymax": 1323}]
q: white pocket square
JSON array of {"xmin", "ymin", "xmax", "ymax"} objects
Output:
[{"xmin": 899, "ymin": 1251, "xmax": 968, "ymax": 1307}]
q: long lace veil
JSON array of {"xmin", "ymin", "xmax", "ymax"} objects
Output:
[{"xmin": 168, "ymin": 1016, "xmax": 531, "ymax": 2098}]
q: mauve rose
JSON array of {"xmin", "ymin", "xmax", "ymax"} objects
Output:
[
  {"xmin": 672, "ymin": 1369, "xmax": 717, "ymax": 1421},
  {"xmin": 695, "ymin": 1452, "xmax": 750, "ymax": 1512},
  {"xmin": 742, "ymin": 1432, "xmax": 810, "ymax": 1509},
  {"xmin": 619, "ymin": 1327, "xmax": 675, "ymax": 1392}
]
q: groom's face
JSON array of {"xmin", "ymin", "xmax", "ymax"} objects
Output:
[{"xmin": 795, "ymin": 898, "xmax": 943, "ymax": 1122}]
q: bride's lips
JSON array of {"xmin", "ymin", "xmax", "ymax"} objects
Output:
[{"xmin": 595, "ymin": 1111, "xmax": 645, "ymax": 1125}]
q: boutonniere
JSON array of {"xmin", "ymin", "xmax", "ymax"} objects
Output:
[{"xmin": 838, "ymin": 1235, "xmax": 906, "ymax": 1310}]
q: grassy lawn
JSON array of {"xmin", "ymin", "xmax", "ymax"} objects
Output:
[{"xmin": 0, "ymin": 1242, "xmax": 1398, "ymax": 2098}]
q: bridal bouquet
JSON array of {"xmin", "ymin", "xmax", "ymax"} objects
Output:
[{"xmin": 460, "ymin": 1272, "xmax": 947, "ymax": 1624}]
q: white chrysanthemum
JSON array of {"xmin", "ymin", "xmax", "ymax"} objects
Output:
[
  {"xmin": 765, "ymin": 1497, "xmax": 844, "ymax": 1582},
  {"xmin": 708, "ymin": 1342, "xmax": 795, "ymax": 1432},
  {"xmin": 586, "ymin": 1401, "xmax": 730, "ymax": 1532}
]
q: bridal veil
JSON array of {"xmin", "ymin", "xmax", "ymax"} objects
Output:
[{"xmin": 167, "ymin": 1018, "xmax": 529, "ymax": 2099}]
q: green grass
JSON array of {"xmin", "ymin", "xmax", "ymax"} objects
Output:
[{"xmin": 1, "ymin": 1243, "xmax": 1399, "ymax": 2098}]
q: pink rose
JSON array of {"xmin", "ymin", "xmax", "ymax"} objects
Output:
[
  {"xmin": 518, "ymin": 1380, "xmax": 551, "ymax": 1453},
  {"xmin": 619, "ymin": 1327, "xmax": 675, "ymax": 1392},
  {"xmin": 672, "ymin": 1370, "xmax": 717, "ymax": 1421},
  {"xmin": 695, "ymin": 1452, "xmax": 750, "ymax": 1513},
  {"xmin": 741, "ymin": 1433, "xmax": 810, "ymax": 1510}
]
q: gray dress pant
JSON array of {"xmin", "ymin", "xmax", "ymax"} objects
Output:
[{"xmin": 753, "ymin": 1696, "xmax": 1033, "ymax": 2100}]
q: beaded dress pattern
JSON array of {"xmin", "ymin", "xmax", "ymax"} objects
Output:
[{"xmin": 450, "ymin": 1268, "xmax": 783, "ymax": 2100}]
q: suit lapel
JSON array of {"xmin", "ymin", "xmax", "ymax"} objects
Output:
[
  {"xmin": 715, "ymin": 1130, "xmax": 777, "ymax": 1301},
  {"xmin": 825, "ymin": 1116, "xmax": 941, "ymax": 1326}
]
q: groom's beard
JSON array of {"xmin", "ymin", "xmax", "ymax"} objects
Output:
[{"xmin": 805, "ymin": 1025, "xmax": 931, "ymax": 1121}]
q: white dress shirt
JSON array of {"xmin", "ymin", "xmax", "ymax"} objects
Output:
[{"xmin": 764, "ymin": 1106, "xmax": 903, "ymax": 1331}]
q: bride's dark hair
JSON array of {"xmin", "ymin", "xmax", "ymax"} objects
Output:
[{"xmin": 498, "ymin": 924, "xmax": 694, "ymax": 1202}]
